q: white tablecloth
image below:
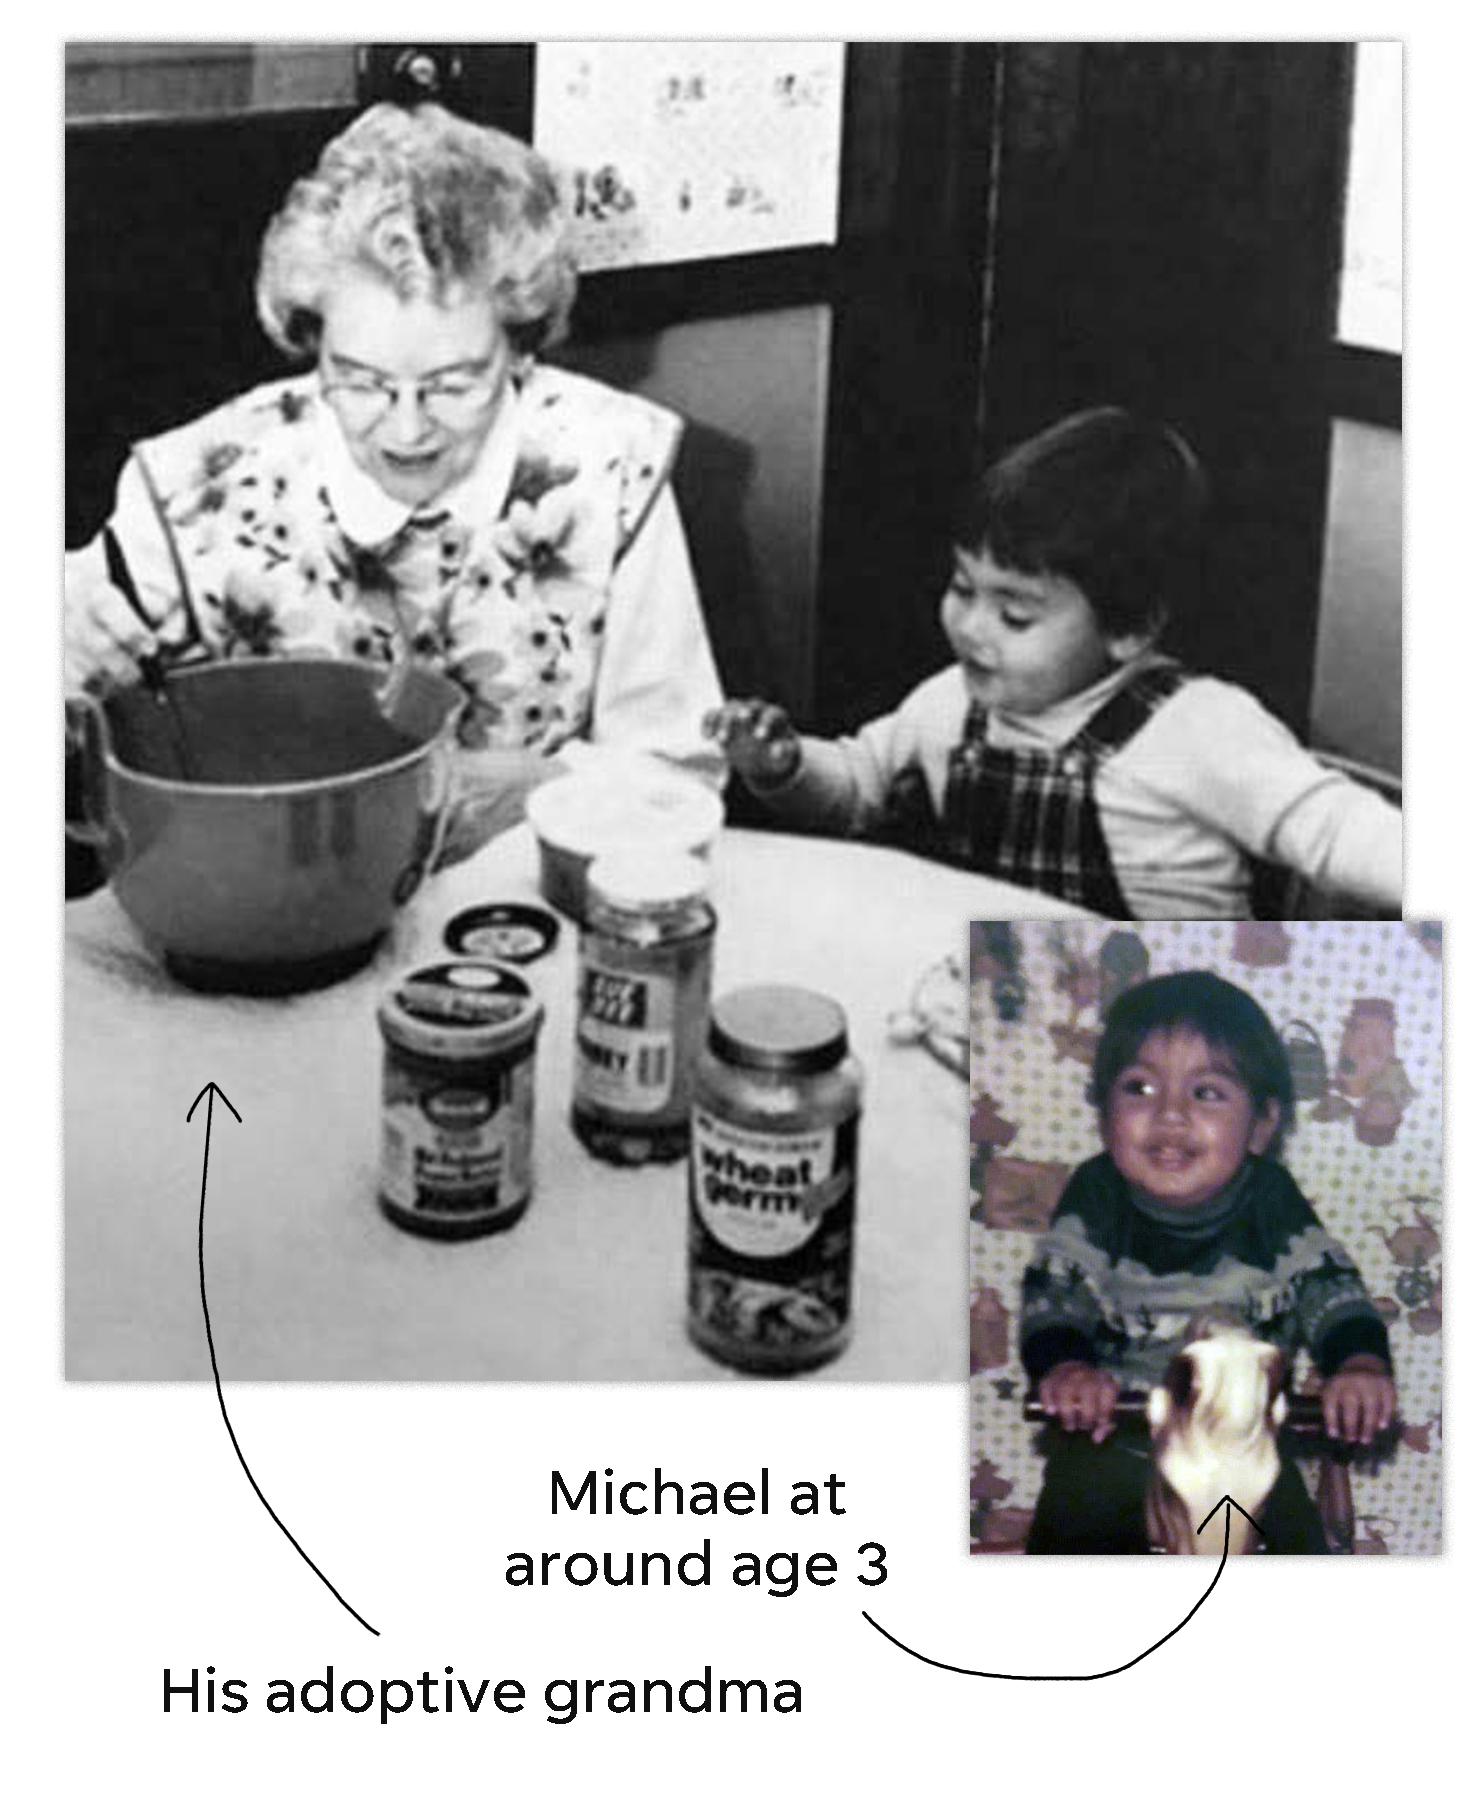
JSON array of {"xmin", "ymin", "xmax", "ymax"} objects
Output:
[{"xmin": 65, "ymin": 827, "xmax": 1085, "ymax": 1381}]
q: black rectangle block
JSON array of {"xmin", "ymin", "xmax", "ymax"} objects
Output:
[
  {"xmin": 511, "ymin": 1468, "xmax": 799, "ymax": 1598},
  {"xmin": 415, "ymin": 1663, "xmax": 770, "ymax": 1720},
  {"xmin": 167, "ymin": 1663, "xmax": 401, "ymax": 1720},
  {"xmin": 813, "ymin": 1468, "xmax": 882, "ymax": 1598}
]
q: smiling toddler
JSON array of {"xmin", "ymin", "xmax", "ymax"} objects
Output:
[
  {"xmin": 705, "ymin": 408, "xmax": 1400, "ymax": 918},
  {"xmin": 1018, "ymin": 971, "xmax": 1394, "ymax": 1554}
]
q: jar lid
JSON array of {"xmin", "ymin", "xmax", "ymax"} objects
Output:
[
  {"xmin": 707, "ymin": 985, "xmax": 849, "ymax": 1074},
  {"xmin": 444, "ymin": 901, "xmax": 560, "ymax": 964},
  {"xmin": 525, "ymin": 765, "xmax": 723, "ymax": 856},
  {"xmin": 378, "ymin": 960, "xmax": 543, "ymax": 1060},
  {"xmin": 587, "ymin": 849, "xmax": 711, "ymax": 913}
]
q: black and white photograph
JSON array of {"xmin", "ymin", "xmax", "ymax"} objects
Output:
[{"xmin": 63, "ymin": 42, "xmax": 1401, "ymax": 1385}]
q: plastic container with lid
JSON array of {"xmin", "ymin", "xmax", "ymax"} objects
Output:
[
  {"xmin": 686, "ymin": 985, "xmax": 863, "ymax": 1373},
  {"xmin": 377, "ymin": 960, "xmax": 544, "ymax": 1238},
  {"xmin": 571, "ymin": 849, "xmax": 716, "ymax": 1165},
  {"xmin": 524, "ymin": 762, "xmax": 724, "ymax": 923}
]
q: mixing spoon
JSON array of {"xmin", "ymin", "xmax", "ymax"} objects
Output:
[{"xmin": 102, "ymin": 526, "xmax": 198, "ymax": 780}]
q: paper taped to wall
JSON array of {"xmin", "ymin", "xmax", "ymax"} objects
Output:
[{"xmin": 534, "ymin": 42, "xmax": 844, "ymax": 271}]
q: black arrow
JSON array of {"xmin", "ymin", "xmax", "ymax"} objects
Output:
[
  {"xmin": 189, "ymin": 1080, "xmax": 243, "ymax": 1375},
  {"xmin": 1195, "ymin": 1490, "xmax": 1260, "ymax": 1562}
]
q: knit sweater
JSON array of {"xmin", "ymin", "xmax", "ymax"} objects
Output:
[{"xmin": 1018, "ymin": 1153, "xmax": 1391, "ymax": 1389}]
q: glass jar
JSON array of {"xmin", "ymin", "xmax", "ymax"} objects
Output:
[
  {"xmin": 571, "ymin": 849, "xmax": 717, "ymax": 1164},
  {"xmin": 687, "ymin": 985, "xmax": 863, "ymax": 1373},
  {"xmin": 377, "ymin": 960, "xmax": 543, "ymax": 1238}
]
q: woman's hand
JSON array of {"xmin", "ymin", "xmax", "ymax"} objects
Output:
[
  {"xmin": 702, "ymin": 699, "xmax": 802, "ymax": 788},
  {"xmin": 434, "ymin": 747, "xmax": 564, "ymax": 868},
  {"xmin": 1321, "ymin": 1355, "xmax": 1396, "ymax": 1445},
  {"xmin": 63, "ymin": 559, "xmax": 158, "ymax": 699},
  {"xmin": 1037, "ymin": 1361, "xmax": 1121, "ymax": 1443}
]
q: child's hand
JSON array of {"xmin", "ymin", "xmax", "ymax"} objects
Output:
[
  {"xmin": 1037, "ymin": 1360, "xmax": 1121, "ymax": 1443},
  {"xmin": 703, "ymin": 699, "xmax": 802, "ymax": 787},
  {"xmin": 1321, "ymin": 1355, "xmax": 1396, "ymax": 1445}
]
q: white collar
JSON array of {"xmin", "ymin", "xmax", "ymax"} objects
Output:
[
  {"xmin": 984, "ymin": 651, "xmax": 1174, "ymax": 750},
  {"xmin": 315, "ymin": 373, "xmax": 523, "ymax": 547}
]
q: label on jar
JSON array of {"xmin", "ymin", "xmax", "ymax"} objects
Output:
[
  {"xmin": 691, "ymin": 1115, "xmax": 849, "ymax": 1253},
  {"xmin": 574, "ymin": 959, "xmax": 677, "ymax": 1115},
  {"xmin": 380, "ymin": 1044, "xmax": 535, "ymax": 1222},
  {"xmin": 687, "ymin": 1109, "xmax": 857, "ymax": 1361}
]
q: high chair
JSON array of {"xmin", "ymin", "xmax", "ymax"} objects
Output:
[{"xmin": 1249, "ymin": 750, "xmax": 1402, "ymax": 920}]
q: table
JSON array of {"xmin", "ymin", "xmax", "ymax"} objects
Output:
[{"xmin": 65, "ymin": 827, "xmax": 1086, "ymax": 1381}]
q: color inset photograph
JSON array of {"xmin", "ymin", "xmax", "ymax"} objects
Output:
[{"xmin": 969, "ymin": 921, "xmax": 1442, "ymax": 1555}]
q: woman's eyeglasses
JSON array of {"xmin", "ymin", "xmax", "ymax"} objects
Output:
[{"xmin": 321, "ymin": 365, "xmax": 502, "ymax": 431}]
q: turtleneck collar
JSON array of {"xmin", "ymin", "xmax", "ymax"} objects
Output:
[
  {"xmin": 1122, "ymin": 1155, "xmax": 1259, "ymax": 1238},
  {"xmin": 981, "ymin": 650, "xmax": 1177, "ymax": 750}
]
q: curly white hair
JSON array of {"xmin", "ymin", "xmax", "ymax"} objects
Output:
[{"xmin": 256, "ymin": 103, "xmax": 578, "ymax": 361}]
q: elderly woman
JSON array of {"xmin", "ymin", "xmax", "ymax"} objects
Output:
[{"xmin": 64, "ymin": 102, "xmax": 724, "ymax": 848}]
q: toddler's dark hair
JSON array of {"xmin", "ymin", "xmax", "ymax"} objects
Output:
[
  {"xmin": 958, "ymin": 407, "xmax": 1208, "ymax": 640},
  {"xmin": 1088, "ymin": 971, "xmax": 1294, "ymax": 1152}
]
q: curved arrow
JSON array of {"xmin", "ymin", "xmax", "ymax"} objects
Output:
[
  {"xmin": 867, "ymin": 1555, "xmax": 1231, "ymax": 1677},
  {"xmin": 189, "ymin": 1080, "xmax": 243, "ymax": 1375},
  {"xmin": 1195, "ymin": 1490, "xmax": 1260, "ymax": 1562}
]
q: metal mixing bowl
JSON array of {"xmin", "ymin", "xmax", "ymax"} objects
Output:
[{"xmin": 66, "ymin": 658, "xmax": 465, "ymax": 991}]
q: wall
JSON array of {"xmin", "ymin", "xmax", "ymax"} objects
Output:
[
  {"xmin": 969, "ymin": 919, "xmax": 1443, "ymax": 1556},
  {"xmin": 560, "ymin": 305, "xmax": 831, "ymax": 714},
  {"xmin": 65, "ymin": 43, "xmax": 357, "ymax": 120},
  {"xmin": 1311, "ymin": 421, "xmax": 1403, "ymax": 776}
]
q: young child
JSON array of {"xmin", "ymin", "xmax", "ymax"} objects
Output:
[
  {"xmin": 1018, "ymin": 970, "xmax": 1395, "ymax": 1554},
  {"xmin": 705, "ymin": 408, "xmax": 1401, "ymax": 919}
]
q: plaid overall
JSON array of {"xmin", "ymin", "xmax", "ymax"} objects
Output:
[{"xmin": 879, "ymin": 665, "xmax": 1192, "ymax": 918}]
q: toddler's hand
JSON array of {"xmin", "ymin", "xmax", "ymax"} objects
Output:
[
  {"xmin": 1037, "ymin": 1360, "xmax": 1121, "ymax": 1443},
  {"xmin": 1321, "ymin": 1357, "xmax": 1396, "ymax": 1445},
  {"xmin": 63, "ymin": 560, "xmax": 158, "ymax": 699},
  {"xmin": 703, "ymin": 699, "xmax": 802, "ymax": 788}
]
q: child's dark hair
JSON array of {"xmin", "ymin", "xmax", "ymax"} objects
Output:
[
  {"xmin": 958, "ymin": 407, "xmax": 1208, "ymax": 640},
  {"xmin": 1088, "ymin": 971, "xmax": 1294, "ymax": 1151}
]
